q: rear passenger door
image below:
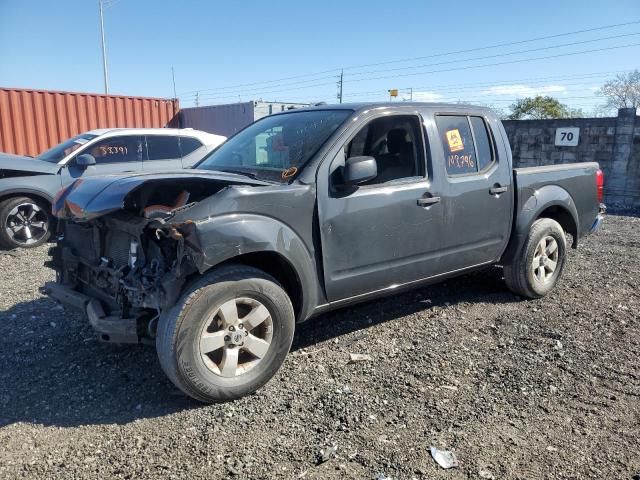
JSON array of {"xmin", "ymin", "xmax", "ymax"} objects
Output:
[
  {"xmin": 430, "ymin": 113, "xmax": 513, "ymax": 271},
  {"xmin": 144, "ymin": 135, "xmax": 182, "ymax": 170}
]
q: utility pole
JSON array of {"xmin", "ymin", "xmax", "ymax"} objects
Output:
[
  {"xmin": 337, "ymin": 69, "xmax": 343, "ymax": 104},
  {"xmin": 195, "ymin": 92, "xmax": 200, "ymax": 107},
  {"xmin": 171, "ymin": 67, "xmax": 177, "ymax": 100},
  {"xmin": 98, "ymin": 0, "xmax": 109, "ymax": 95},
  {"xmin": 408, "ymin": 87, "xmax": 413, "ymax": 101}
]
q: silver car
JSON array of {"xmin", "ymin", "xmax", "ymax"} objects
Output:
[{"xmin": 0, "ymin": 128, "xmax": 225, "ymax": 249}]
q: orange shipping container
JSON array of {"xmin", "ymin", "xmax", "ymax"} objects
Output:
[{"xmin": 0, "ymin": 87, "xmax": 179, "ymax": 157}]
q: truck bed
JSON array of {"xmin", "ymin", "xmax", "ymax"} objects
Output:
[{"xmin": 513, "ymin": 162, "xmax": 601, "ymax": 242}]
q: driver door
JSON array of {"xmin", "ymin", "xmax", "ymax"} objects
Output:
[{"xmin": 318, "ymin": 112, "xmax": 446, "ymax": 301}]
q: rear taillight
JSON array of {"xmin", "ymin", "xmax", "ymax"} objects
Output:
[{"xmin": 596, "ymin": 169, "xmax": 604, "ymax": 203}]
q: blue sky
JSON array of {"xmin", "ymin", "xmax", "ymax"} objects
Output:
[{"xmin": 1, "ymin": 0, "xmax": 639, "ymax": 114}]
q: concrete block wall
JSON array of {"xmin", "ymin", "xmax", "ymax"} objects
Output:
[{"xmin": 502, "ymin": 108, "xmax": 640, "ymax": 208}]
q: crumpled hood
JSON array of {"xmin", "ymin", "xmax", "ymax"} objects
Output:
[
  {"xmin": 53, "ymin": 169, "xmax": 270, "ymax": 221},
  {"xmin": 0, "ymin": 152, "xmax": 60, "ymax": 175}
]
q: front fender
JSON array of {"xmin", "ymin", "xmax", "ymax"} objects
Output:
[{"xmin": 187, "ymin": 213, "xmax": 319, "ymax": 320}]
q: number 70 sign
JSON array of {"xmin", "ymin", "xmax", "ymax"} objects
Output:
[{"xmin": 554, "ymin": 127, "xmax": 580, "ymax": 146}]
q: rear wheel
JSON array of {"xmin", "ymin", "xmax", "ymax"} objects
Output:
[
  {"xmin": 156, "ymin": 264, "xmax": 295, "ymax": 403},
  {"xmin": 504, "ymin": 218, "xmax": 567, "ymax": 299},
  {"xmin": 0, "ymin": 196, "xmax": 51, "ymax": 249}
]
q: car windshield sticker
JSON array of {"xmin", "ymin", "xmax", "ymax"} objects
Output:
[
  {"xmin": 281, "ymin": 166, "xmax": 297, "ymax": 179},
  {"xmin": 446, "ymin": 129, "xmax": 464, "ymax": 153}
]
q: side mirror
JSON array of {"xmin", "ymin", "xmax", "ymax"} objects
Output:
[
  {"xmin": 343, "ymin": 156, "xmax": 377, "ymax": 185},
  {"xmin": 76, "ymin": 154, "xmax": 96, "ymax": 167}
]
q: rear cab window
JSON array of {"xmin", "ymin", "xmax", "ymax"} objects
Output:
[{"xmin": 435, "ymin": 115, "xmax": 495, "ymax": 176}]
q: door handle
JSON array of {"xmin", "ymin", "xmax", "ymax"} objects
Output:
[
  {"xmin": 417, "ymin": 196, "xmax": 441, "ymax": 206},
  {"xmin": 490, "ymin": 185, "xmax": 508, "ymax": 195}
]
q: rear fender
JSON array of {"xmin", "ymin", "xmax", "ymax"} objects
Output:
[{"xmin": 502, "ymin": 184, "xmax": 579, "ymax": 263}]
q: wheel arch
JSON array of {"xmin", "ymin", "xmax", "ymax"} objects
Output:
[
  {"xmin": 0, "ymin": 189, "xmax": 54, "ymax": 208},
  {"xmin": 502, "ymin": 185, "xmax": 579, "ymax": 264},
  {"xmin": 216, "ymin": 251, "xmax": 304, "ymax": 321},
  {"xmin": 186, "ymin": 214, "xmax": 320, "ymax": 322},
  {"xmin": 516, "ymin": 185, "xmax": 579, "ymax": 248}
]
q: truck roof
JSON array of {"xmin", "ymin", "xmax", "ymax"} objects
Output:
[{"xmin": 277, "ymin": 102, "xmax": 496, "ymax": 115}]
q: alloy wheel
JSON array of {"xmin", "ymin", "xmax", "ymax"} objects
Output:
[
  {"xmin": 4, "ymin": 202, "xmax": 49, "ymax": 246},
  {"xmin": 532, "ymin": 235, "xmax": 559, "ymax": 284},
  {"xmin": 199, "ymin": 297, "xmax": 274, "ymax": 378}
]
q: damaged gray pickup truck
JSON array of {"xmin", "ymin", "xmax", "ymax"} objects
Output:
[{"xmin": 46, "ymin": 103, "xmax": 605, "ymax": 402}]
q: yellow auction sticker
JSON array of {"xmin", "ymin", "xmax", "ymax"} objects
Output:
[{"xmin": 445, "ymin": 129, "xmax": 464, "ymax": 152}]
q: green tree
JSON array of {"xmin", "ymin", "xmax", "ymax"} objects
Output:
[
  {"xmin": 598, "ymin": 70, "xmax": 640, "ymax": 110},
  {"xmin": 508, "ymin": 96, "xmax": 582, "ymax": 120}
]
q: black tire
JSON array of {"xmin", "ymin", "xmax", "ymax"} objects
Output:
[
  {"xmin": 0, "ymin": 196, "xmax": 51, "ymax": 249},
  {"xmin": 504, "ymin": 218, "xmax": 567, "ymax": 299},
  {"xmin": 156, "ymin": 264, "xmax": 295, "ymax": 403}
]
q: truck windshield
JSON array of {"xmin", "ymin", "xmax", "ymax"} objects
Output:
[
  {"xmin": 38, "ymin": 133, "xmax": 99, "ymax": 163},
  {"xmin": 196, "ymin": 109, "xmax": 352, "ymax": 182}
]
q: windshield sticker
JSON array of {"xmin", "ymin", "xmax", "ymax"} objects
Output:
[
  {"xmin": 73, "ymin": 138, "xmax": 90, "ymax": 145},
  {"xmin": 445, "ymin": 129, "xmax": 464, "ymax": 153},
  {"xmin": 281, "ymin": 167, "xmax": 297, "ymax": 179}
]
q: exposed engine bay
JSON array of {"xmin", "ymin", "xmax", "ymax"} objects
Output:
[{"xmin": 47, "ymin": 175, "xmax": 261, "ymax": 341}]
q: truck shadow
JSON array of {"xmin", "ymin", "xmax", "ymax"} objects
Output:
[{"xmin": 0, "ymin": 266, "xmax": 514, "ymax": 428}]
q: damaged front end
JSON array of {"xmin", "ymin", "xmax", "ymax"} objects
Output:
[{"xmin": 45, "ymin": 172, "xmax": 264, "ymax": 343}]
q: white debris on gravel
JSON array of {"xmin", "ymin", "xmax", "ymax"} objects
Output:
[{"xmin": 430, "ymin": 446, "xmax": 459, "ymax": 469}]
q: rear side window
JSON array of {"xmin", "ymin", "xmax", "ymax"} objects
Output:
[
  {"xmin": 435, "ymin": 116, "xmax": 476, "ymax": 175},
  {"xmin": 436, "ymin": 115, "xmax": 496, "ymax": 175},
  {"xmin": 85, "ymin": 136, "xmax": 143, "ymax": 163},
  {"xmin": 146, "ymin": 136, "xmax": 181, "ymax": 160},
  {"xmin": 469, "ymin": 116, "xmax": 494, "ymax": 171},
  {"xmin": 180, "ymin": 137, "xmax": 203, "ymax": 156}
]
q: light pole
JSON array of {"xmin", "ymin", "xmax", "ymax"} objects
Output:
[{"xmin": 99, "ymin": 0, "xmax": 109, "ymax": 94}]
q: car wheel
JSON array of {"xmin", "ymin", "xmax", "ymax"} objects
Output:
[
  {"xmin": 156, "ymin": 264, "xmax": 295, "ymax": 403},
  {"xmin": 0, "ymin": 196, "xmax": 51, "ymax": 249},
  {"xmin": 504, "ymin": 218, "xmax": 567, "ymax": 299}
]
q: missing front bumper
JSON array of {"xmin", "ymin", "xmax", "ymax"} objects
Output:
[{"xmin": 44, "ymin": 282, "xmax": 139, "ymax": 344}]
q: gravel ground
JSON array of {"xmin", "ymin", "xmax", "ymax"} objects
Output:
[{"xmin": 0, "ymin": 215, "xmax": 638, "ymax": 480}]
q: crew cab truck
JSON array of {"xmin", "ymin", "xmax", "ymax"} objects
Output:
[{"xmin": 46, "ymin": 103, "xmax": 605, "ymax": 403}]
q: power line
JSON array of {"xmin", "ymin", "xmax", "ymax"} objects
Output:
[
  {"xmin": 182, "ymin": 37, "xmax": 638, "ymax": 101},
  {"xmin": 339, "ymin": 20, "xmax": 640, "ymax": 71},
  {"xmin": 346, "ymin": 42, "xmax": 640, "ymax": 84},
  {"xmin": 183, "ymin": 40, "xmax": 639, "ymax": 103},
  {"xmin": 342, "ymin": 71, "xmax": 628, "ymax": 98},
  {"xmin": 178, "ymin": 20, "xmax": 640, "ymax": 95},
  {"xmin": 346, "ymin": 32, "xmax": 640, "ymax": 78}
]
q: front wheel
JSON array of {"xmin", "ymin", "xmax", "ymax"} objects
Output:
[
  {"xmin": 0, "ymin": 196, "xmax": 51, "ymax": 249},
  {"xmin": 156, "ymin": 265, "xmax": 295, "ymax": 403},
  {"xmin": 504, "ymin": 218, "xmax": 567, "ymax": 299}
]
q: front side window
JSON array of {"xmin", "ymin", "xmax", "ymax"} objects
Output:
[
  {"xmin": 342, "ymin": 115, "xmax": 424, "ymax": 185},
  {"xmin": 38, "ymin": 133, "xmax": 98, "ymax": 163},
  {"xmin": 197, "ymin": 110, "xmax": 352, "ymax": 183},
  {"xmin": 84, "ymin": 136, "xmax": 144, "ymax": 164}
]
